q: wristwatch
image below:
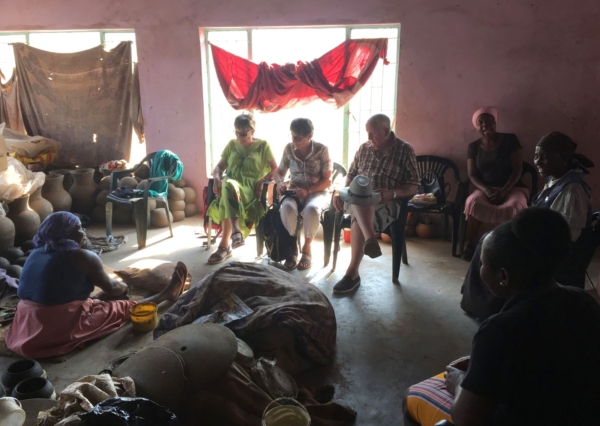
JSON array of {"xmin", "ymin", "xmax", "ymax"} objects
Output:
[{"xmin": 392, "ymin": 190, "xmax": 397, "ymax": 199}]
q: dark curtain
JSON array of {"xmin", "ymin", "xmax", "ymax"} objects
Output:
[
  {"xmin": 0, "ymin": 69, "xmax": 26, "ymax": 133},
  {"xmin": 211, "ymin": 38, "xmax": 389, "ymax": 112},
  {"xmin": 14, "ymin": 42, "xmax": 133, "ymax": 165},
  {"xmin": 130, "ymin": 62, "xmax": 144, "ymax": 143}
]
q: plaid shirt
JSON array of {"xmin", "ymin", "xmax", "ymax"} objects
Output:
[{"xmin": 347, "ymin": 132, "xmax": 419, "ymax": 190}]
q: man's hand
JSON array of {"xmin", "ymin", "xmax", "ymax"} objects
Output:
[
  {"xmin": 449, "ymin": 356, "xmax": 470, "ymax": 372},
  {"xmin": 333, "ymin": 194, "xmax": 344, "ymax": 212},
  {"xmin": 213, "ymin": 177, "xmax": 222, "ymax": 198},
  {"xmin": 375, "ymin": 189, "xmax": 393, "ymax": 203},
  {"xmin": 445, "ymin": 365, "xmax": 467, "ymax": 396},
  {"xmin": 293, "ymin": 188, "xmax": 308, "ymax": 199}
]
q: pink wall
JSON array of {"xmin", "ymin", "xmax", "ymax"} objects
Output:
[{"xmin": 2, "ymin": 0, "xmax": 600, "ymax": 206}]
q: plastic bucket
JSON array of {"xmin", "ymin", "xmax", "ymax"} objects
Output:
[
  {"xmin": 130, "ymin": 302, "xmax": 158, "ymax": 332},
  {"xmin": 343, "ymin": 229, "xmax": 351, "ymax": 243}
]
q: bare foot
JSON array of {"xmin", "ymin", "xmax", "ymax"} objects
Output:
[{"xmin": 163, "ymin": 261, "xmax": 188, "ymax": 301}]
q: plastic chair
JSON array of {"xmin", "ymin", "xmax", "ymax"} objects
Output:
[
  {"xmin": 457, "ymin": 162, "xmax": 538, "ymax": 255},
  {"xmin": 408, "ymin": 155, "xmax": 468, "ymax": 257},
  {"xmin": 331, "ymin": 198, "xmax": 410, "ymax": 285},
  {"xmin": 203, "ymin": 177, "xmax": 273, "ymax": 256},
  {"xmin": 105, "ymin": 152, "xmax": 178, "ymax": 250}
]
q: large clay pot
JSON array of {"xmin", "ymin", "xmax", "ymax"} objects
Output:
[
  {"xmin": 28, "ymin": 187, "xmax": 53, "ymax": 223},
  {"xmin": 7, "ymin": 196, "xmax": 41, "ymax": 246},
  {"xmin": 415, "ymin": 222, "xmax": 436, "ymax": 239},
  {"xmin": 69, "ymin": 168, "xmax": 98, "ymax": 216},
  {"xmin": 0, "ymin": 206, "xmax": 15, "ymax": 250},
  {"xmin": 42, "ymin": 174, "xmax": 72, "ymax": 212},
  {"xmin": 49, "ymin": 169, "xmax": 74, "ymax": 191}
]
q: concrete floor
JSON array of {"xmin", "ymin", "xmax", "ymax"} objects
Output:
[{"xmin": 2, "ymin": 217, "xmax": 599, "ymax": 424}]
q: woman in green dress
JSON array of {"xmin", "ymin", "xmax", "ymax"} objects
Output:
[{"xmin": 207, "ymin": 113, "xmax": 278, "ymax": 264}]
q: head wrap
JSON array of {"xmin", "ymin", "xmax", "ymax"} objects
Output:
[
  {"xmin": 472, "ymin": 107, "xmax": 498, "ymax": 129},
  {"xmin": 537, "ymin": 131, "xmax": 594, "ymax": 174},
  {"xmin": 33, "ymin": 212, "xmax": 83, "ymax": 252}
]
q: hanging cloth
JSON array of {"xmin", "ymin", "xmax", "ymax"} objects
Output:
[
  {"xmin": 0, "ymin": 69, "xmax": 26, "ymax": 133},
  {"xmin": 210, "ymin": 38, "xmax": 389, "ymax": 112}
]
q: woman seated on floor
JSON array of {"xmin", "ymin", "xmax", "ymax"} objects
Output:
[
  {"xmin": 404, "ymin": 208, "xmax": 600, "ymax": 426},
  {"xmin": 207, "ymin": 112, "xmax": 278, "ymax": 264},
  {"xmin": 6, "ymin": 212, "xmax": 186, "ymax": 359},
  {"xmin": 276, "ymin": 118, "xmax": 333, "ymax": 270},
  {"xmin": 462, "ymin": 107, "xmax": 528, "ymax": 260},
  {"xmin": 461, "ymin": 131, "xmax": 594, "ymax": 320}
]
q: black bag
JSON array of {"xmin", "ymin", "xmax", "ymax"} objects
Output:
[
  {"xmin": 418, "ymin": 170, "xmax": 447, "ymax": 204},
  {"xmin": 264, "ymin": 196, "xmax": 301, "ymax": 262}
]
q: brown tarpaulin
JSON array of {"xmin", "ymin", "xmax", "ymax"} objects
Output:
[
  {"xmin": 13, "ymin": 42, "xmax": 134, "ymax": 165},
  {"xmin": 0, "ymin": 69, "xmax": 26, "ymax": 133}
]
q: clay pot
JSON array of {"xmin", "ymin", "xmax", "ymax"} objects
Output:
[
  {"xmin": 21, "ymin": 240, "xmax": 34, "ymax": 251},
  {"xmin": 6, "ymin": 265, "xmax": 22, "ymax": 279},
  {"xmin": 381, "ymin": 233, "xmax": 392, "ymax": 244},
  {"xmin": 169, "ymin": 188, "xmax": 185, "ymax": 201},
  {"xmin": 405, "ymin": 226, "xmax": 416, "ymax": 237},
  {"xmin": 12, "ymin": 377, "xmax": 55, "ymax": 400},
  {"xmin": 49, "ymin": 169, "xmax": 74, "ymax": 191},
  {"xmin": 183, "ymin": 187, "xmax": 197, "ymax": 203},
  {"xmin": 137, "ymin": 180, "xmax": 149, "ymax": 191},
  {"xmin": 7, "ymin": 196, "xmax": 40, "ymax": 246},
  {"xmin": 99, "ymin": 176, "xmax": 111, "ymax": 191},
  {"xmin": 96, "ymin": 190, "xmax": 110, "ymax": 207},
  {"xmin": 14, "ymin": 257, "xmax": 28, "ymax": 267},
  {"xmin": 42, "ymin": 174, "xmax": 72, "ymax": 212},
  {"xmin": 415, "ymin": 223, "xmax": 436, "ymax": 239},
  {"xmin": 172, "ymin": 178, "xmax": 186, "ymax": 188},
  {"xmin": 406, "ymin": 213, "xmax": 418, "ymax": 227},
  {"xmin": 148, "ymin": 199, "xmax": 157, "ymax": 212},
  {"xmin": 134, "ymin": 164, "xmax": 150, "ymax": 179},
  {"xmin": 68, "ymin": 168, "xmax": 98, "ymax": 216},
  {"xmin": 119, "ymin": 176, "xmax": 138, "ymax": 188},
  {"xmin": 0, "ymin": 214, "xmax": 15, "ymax": 250},
  {"xmin": 28, "ymin": 187, "xmax": 53, "ymax": 223},
  {"xmin": 1, "ymin": 359, "xmax": 43, "ymax": 392},
  {"xmin": 184, "ymin": 203, "xmax": 198, "ymax": 217},
  {"xmin": 172, "ymin": 210, "xmax": 185, "ymax": 222},
  {"xmin": 113, "ymin": 207, "xmax": 133, "ymax": 224},
  {"xmin": 0, "ymin": 257, "xmax": 10, "ymax": 269},
  {"xmin": 1, "ymin": 248, "xmax": 24, "ymax": 263},
  {"xmin": 151, "ymin": 208, "xmax": 173, "ymax": 228},
  {"xmin": 168, "ymin": 183, "xmax": 177, "ymax": 194},
  {"xmin": 168, "ymin": 199, "xmax": 185, "ymax": 212}
]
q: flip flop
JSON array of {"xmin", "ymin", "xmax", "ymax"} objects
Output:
[
  {"xmin": 231, "ymin": 231, "xmax": 245, "ymax": 249},
  {"xmin": 297, "ymin": 252, "xmax": 312, "ymax": 270},
  {"xmin": 284, "ymin": 253, "xmax": 298, "ymax": 270},
  {"xmin": 174, "ymin": 261, "xmax": 188, "ymax": 296},
  {"xmin": 208, "ymin": 245, "xmax": 232, "ymax": 265},
  {"xmin": 363, "ymin": 237, "xmax": 382, "ymax": 259}
]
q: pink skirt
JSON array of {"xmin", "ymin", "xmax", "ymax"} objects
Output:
[
  {"xmin": 464, "ymin": 187, "xmax": 529, "ymax": 224},
  {"xmin": 6, "ymin": 298, "xmax": 136, "ymax": 359}
]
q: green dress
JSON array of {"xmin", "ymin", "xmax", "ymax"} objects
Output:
[{"xmin": 207, "ymin": 138, "xmax": 274, "ymax": 238}]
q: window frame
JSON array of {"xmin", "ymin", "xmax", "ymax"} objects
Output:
[{"xmin": 203, "ymin": 24, "xmax": 401, "ymax": 173}]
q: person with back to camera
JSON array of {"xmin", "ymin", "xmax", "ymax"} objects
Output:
[
  {"xmin": 461, "ymin": 107, "xmax": 528, "ymax": 260},
  {"xmin": 276, "ymin": 118, "xmax": 332, "ymax": 270},
  {"xmin": 404, "ymin": 208, "xmax": 600, "ymax": 426},
  {"xmin": 206, "ymin": 112, "xmax": 278, "ymax": 264}
]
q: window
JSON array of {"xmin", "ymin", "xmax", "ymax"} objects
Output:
[{"xmin": 204, "ymin": 25, "xmax": 400, "ymax": 173}]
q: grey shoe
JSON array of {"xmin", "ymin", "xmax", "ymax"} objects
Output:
[{"xmin": 333, "ymin": 275, "xmax": 361, "ymax": 294}]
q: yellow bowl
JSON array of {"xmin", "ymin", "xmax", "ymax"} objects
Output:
[{"xmin": 130, "ymin": 302, "xmax": 158, "ymax": 332}]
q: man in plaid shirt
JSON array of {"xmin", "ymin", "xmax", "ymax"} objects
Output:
[{"xmin": 332, "ymin": 114, "xmax": 419, "ymax": 293}]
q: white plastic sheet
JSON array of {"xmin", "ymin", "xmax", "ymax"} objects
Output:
[{"xmin": 0, "ymin": 156, "xmax": 45, "ymax": 203}]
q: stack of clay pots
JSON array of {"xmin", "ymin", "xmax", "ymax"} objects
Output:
[
  {"xmin": 0, "ymin": 239, "xmax": 36, "ymax": 280},
  {"xmin": 6, "ymin": 195, "xmax": 41, "ymax": 247},
  {"xmin": 167, "ymin": 180, "xmax": 186, "ymax": 223}
]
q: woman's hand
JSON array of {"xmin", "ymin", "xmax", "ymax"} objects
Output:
[
  {"xmin": 255, "ymin": 180, "xmax": 265, "ymax": 198},
  {"xmin": 489, "ymin": 189, "xmax": 506, "ymax": 205},
  {"xmin": 445, "ymin": 365, "xmax": 467, "ymax": 396},
  {"xmin": 483, "ymin": 187, "xmax": 498, "ymax": 200},
  {"xmin": 277, "ymin": 182, "xmax": 287, "ymax": 197},
  {"xmin": 333, "ymin": 194, "xmax": 344, "ymax": 212},
  {"xmin": 449, "ymin": 356, "xmax": 470, "ymax": 372},
  {"xmin": 213, "ymin": 177, "xmax": 222, "ymax": 198}
]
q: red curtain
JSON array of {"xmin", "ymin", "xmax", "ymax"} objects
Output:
[{"xmin": 210, "ymin": 38, "xmax": 389, "ymax": 112}]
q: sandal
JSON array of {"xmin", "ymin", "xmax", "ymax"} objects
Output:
[
  {"xmin": 284, "ymin": 253, "xmax": 298, "ymax": 270},
  {"xmin": 298, "ymin": 252, "xmax": 312, "ymax": 270},
  {"xmin": 231, "ymin": 231, "xmax": 245, "ymax": 249},
  {"xmin": 208, "ymin": 245, "xmax": 232, "ymax": 265}
]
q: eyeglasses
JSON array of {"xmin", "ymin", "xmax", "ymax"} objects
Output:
[{"xmin": 235, "ymin": 130, "xmax": 251, "ymax": 137}]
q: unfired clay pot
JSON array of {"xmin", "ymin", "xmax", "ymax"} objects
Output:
[
  {"xmin": 0, "ymin": 208, "xmax": 16, "ymax": 250},
  {"xmin": 69, "ymin": 168, "xmax": 98, "ymax": 216},
  {"xmin": 42, "ymin": 174, "xmax": 72, "ymax": 212},
  {"xmin": 28, "ymin": 187, "xmax": 53, "ymax": 222},
  {"xmin": 49, "ymin": 169, "xmax": 74, "ymax": 191},
  {"xmin": 7, "ymin": 195, "xmax": 41, "ymax": 246},
  {"xmin": 415, "ymin": 222, "xmax": 436, "ymax": 239}
]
